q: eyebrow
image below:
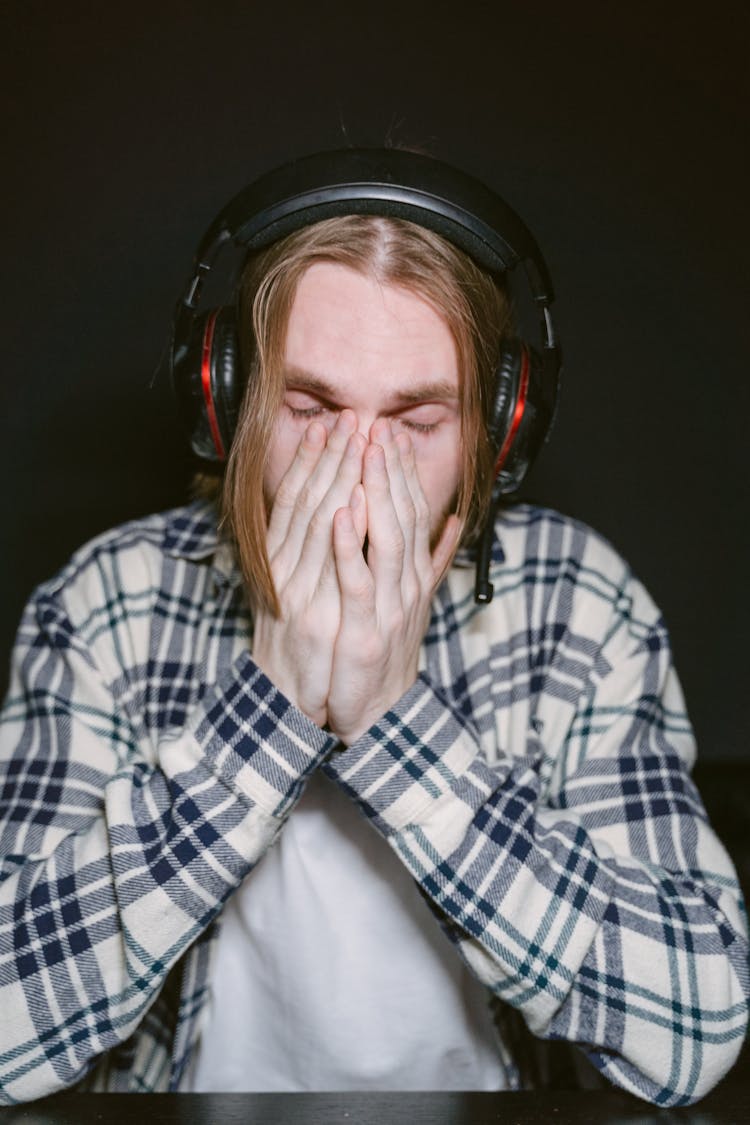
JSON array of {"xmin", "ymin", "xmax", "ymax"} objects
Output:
[{"xmin": 283, "ymin": 365, "xmax": 459, "ymax": 408}]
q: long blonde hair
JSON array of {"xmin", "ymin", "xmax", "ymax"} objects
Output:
[{"xmin": 199, "ymin": 215, "xmax": 514, "ymax": 614}]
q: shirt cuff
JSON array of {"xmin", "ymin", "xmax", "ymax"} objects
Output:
[
  {"xmin": 192, "ymin": 652, "xmax": 337, "ymax": 817},
  {"xmin": 323, "ymin": 671, "xmax": 483, "ymax": 837}
]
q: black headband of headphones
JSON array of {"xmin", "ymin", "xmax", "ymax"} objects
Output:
[{"xmin": 169, "ymin": 147, "xmax": 561, "ymax": 602}]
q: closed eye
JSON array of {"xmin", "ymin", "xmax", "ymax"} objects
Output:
[
  {"xmin": 284, "ymin": 389, "xmax": 337, "ymax": 422},
  {"xmin": 392, "ymin": 403, "xmax": 453, "ymax": 436},
  {"xmin": 283, "ymin": 385, "xmax": 457, "ymax": 436},
  {"xmin": 397, "ymin": 417, "xmax": 440, "ymax": 434},
  {"xmin": 287, "ymin": 403, "xmax": 329, "ymax": 419}
]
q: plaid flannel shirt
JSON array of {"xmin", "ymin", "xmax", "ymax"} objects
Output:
[{"xmin": 0, "ymin": 501, "xmax": 747, "ymax": 1106}]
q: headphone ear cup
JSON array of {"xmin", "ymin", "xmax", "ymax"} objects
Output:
[
  {"xmin": 209, "ymin": 306, "xmax": 244, "ymax": 457},
  {"xmin": 171, "ymin": 305, "xmax": 243, "ymax": 462},
  {"xmin": 488, "ymin": 340, "xmax": 524, "ymax": 495},
  {"xmin": 490, "ymin": 340, "xmax": 555, "ymax": 498}
]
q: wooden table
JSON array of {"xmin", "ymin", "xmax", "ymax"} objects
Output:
[{"xmin": 1, "ymin": 1087, "xmax": 748, "ymax": 1125}]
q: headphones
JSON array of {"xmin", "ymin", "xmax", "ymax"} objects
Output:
[{"xmin": 169, "ymin": 148, "xmax": 561, "ymax": 603}]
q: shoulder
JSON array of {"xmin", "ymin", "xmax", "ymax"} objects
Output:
[
  {"xmin": 30, "ymin": 502, "xmax": 221, "ymax": 632},
  {"xmin": 495, "ymin": 502, "xmax": 629, "ymax": 578},
  {"xmin": 449, "ymin": 502, "xmax": 665, "ymax": 648},
  {"xmin": 510, "ymin": 504, "xmax": 670, "ymax": 652},
  {"xmin": 66, "ymin": 501, "xmax": 220, "ymax": 568},
  {"xmin": 453, "ymin": 501, "xmax": 637, "ymax": 592}
]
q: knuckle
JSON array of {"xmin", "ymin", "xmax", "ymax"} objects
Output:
[
  {"xmin": 401, "ymin": 575, "xmax": 420, "ymax": 605},
  {"xmin": 270, "ymin": 541, "xmax": 297, "ymax": 577},
  {"xmin": 297, "ymin": 482, "xmax": 321, "ymax": 513},
  {"xmin": 279, "ymin": 582, "xmax": 303, "ymax": 620},
  {"xmin": 359, "ymin": 632, "xmax": 385, "ymax": 664},
  {"xmin": 351, "ymin": 578, "xmax": 375, "ymax": 605},
  {"xmin": 299, "ymin": 605, "xmax": 334, "ymax": 648},
  {"xmin": 308, "ymin": 506, "xmax": 332, "ymax": 536},
  {"xmin": 273, "ymin": 479, "xmax": 298, "ymax": 510}
]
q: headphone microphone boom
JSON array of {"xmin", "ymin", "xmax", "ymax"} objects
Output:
[{"xmin": 168, "ymin": 148, "xmax": 561, "ymax": 604}]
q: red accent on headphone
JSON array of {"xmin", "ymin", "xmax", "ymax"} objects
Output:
[
  {"xmin": 201, "ymin": 310, "xmax": 226, "ymax": 460},
  {"xmin": 494, "ymin": 345, "xmax": 530, "ymax": 477}
]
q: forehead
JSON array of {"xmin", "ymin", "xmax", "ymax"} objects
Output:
[{"xmin": 283, "ymin": 261, "xmax": 459, "ymax": 398}]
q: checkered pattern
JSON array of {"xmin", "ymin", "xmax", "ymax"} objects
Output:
[{"xmin": 0, "ymin": 502, "xmax": 746, "ymax": 1105}]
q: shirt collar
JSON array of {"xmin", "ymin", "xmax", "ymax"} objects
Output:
[{"xmin": 162, "ymin": 501, "xmax": 244, "ymax": 589}]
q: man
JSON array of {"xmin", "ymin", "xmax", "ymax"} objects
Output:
[{"xmin": 0, "ymin": 150, "xmax": 747, "ymax": 1105}]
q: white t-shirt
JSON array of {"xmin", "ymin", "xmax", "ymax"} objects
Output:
[{"xmin": 184, "ymin": 769, "xmax": 507, "ymax": 1091}]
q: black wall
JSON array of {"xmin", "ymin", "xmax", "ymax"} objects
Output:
[{"xmin": 2, "ymin": 2, "xmax": 748, "ymax": 759}]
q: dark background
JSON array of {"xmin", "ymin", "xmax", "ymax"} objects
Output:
[{"xmin": 1, "ymin": 1, "xmax": 748, "ymax": 759}]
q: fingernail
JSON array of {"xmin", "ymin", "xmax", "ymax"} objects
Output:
[
  {"xmin": 371, "ymin": 418, "xmax": 392, "ymax": 444},
  {"xmin": 337, "ymin": 408, "xmax": 357, "ymax": 433}
]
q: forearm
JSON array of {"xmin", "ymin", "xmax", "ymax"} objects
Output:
[
  {"xmin": 323, "ymin": 673, "xmax": 749, "ymax": 1105},
  {"xmin": 0, "ymin": 652, "xmax": 334, "ymax": 1103}
]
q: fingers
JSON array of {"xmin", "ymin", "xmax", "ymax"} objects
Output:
[
  {"xmin": 364, "ymin": 420, "xmax": 461, "ymax": 601},
  {"xmin": 293, "ymin": 426, "xmax": 366, "ymax": 584},
  {"xmin": 362, "ymin": 436, "xmax": 406, "ymax": 594},
  {"xmin": 268, "ymin": 407, "xmax": 459, "ymax": 616},
  {"xmin": 366, "ymin": 420, "xmax": 436, "ymax": 597},
  {"xmin": 375, "ymin": 423, "xmax": 418, "ymax": 561},
  {"xmin": 393, "ymin": 430, "xmax": 432, "ymax": 574},
  {"xmin": 268, "ymin": 410, "xmax": 365, "ymax": 582},
  {"xmin": 332, "ymin": 505, "xmax": 375, "ymax": 621},
  {"xmin": 349, "ymin": 484, "xmax": 368, "ymax": 546},
  {"xmin": 266, "ymin": 420, "xmax": 327, "ymax": 552}
]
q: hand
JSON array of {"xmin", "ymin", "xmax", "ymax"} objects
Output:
[
  {"xmin": 326, "ymin": 420, "xmax": 461, "ymax": 744},
  {"xmin": 251, "ymin": 410, "xmax": 367, "ymax": 726}
]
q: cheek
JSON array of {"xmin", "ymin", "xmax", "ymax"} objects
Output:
[{"xmin": 414, "ymin": 435, "xmax": 463, "ymax": 513}]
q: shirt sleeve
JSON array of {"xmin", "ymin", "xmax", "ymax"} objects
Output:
[
  {"xmin": 0, "ymin": 578, "xmax": 334, "ymax": 1104},
  {"xmin": 323, "ymin": 561, "xmax": 749, "ymax": 1106}
]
